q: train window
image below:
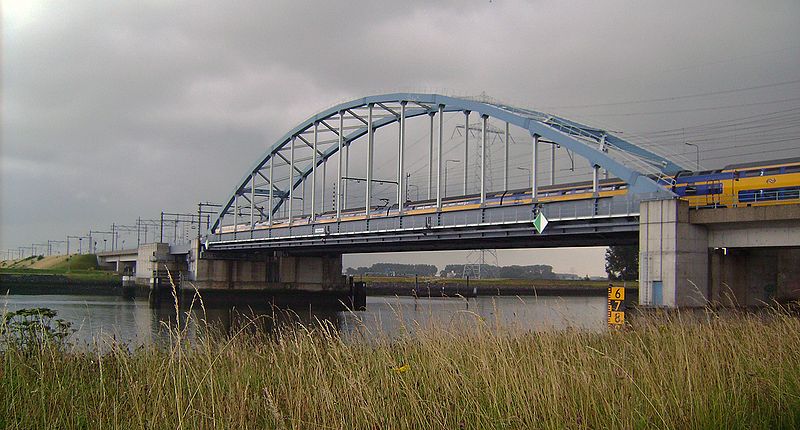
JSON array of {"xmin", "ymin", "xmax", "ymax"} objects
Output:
[
  {"xmin": 741, "ymin": 169, "xmax": 761, "ymax": 177},
  {"xmin": 763, "ymin": 168, "xmax": 781, "ymax": 176},
  {"xmin": 778, "ymin": 187, "xmax": 800, "ymax": 200},
  {"xmin": 784, "ymin": 165, "xmax": 800, "ymax": 174},
  {"xmin": 738, "ymin": 190, "xmax": 759, "ymax": 202}
]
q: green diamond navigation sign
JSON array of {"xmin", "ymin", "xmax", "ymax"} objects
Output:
[{"xmin": 533, "ymin": 212, "xmax": 549, "ymax": 234}]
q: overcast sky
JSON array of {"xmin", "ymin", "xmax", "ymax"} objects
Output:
[{"xmin": 3, "ymin": 1, "xmax": 799, "ymax": 275}]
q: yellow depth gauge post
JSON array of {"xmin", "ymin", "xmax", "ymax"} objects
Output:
[{"xmin": 608, "ymin": 285, "xmax": 625, "ymax": 326}]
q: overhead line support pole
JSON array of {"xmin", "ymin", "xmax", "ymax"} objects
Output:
[
  {"xmin": 463, "ymin": 110, "xmax": 470, "ymax": 196},
  {"xmin": 436, "ymin": 104, "xmax": 444, "ymax": 210},
  {"xmin": 250, "ymin": 173, "xmax": 255, "ymax": 236},
  {"xmin": 289, "ymin": 137, "xmax": 295, "ymax": 225},
  {"xmin": 311, "ymin": 122, "xmax": 318, "ymax": 221},
  {"xmin": 480, "ymin": 115, "xmax": 487, "ymax": 205},
  {"xmin": 398, "ymin": 101, "xmax": 406, "ymax": 213},
  {"xmin": 532, "ymin": 134, "xmax": 539, "ymax": 200},
  {"xmin": 366, "ymin": 103, "xmax": 374, "ymax": 218},
  {"xmin": 600, "ymin": 134, "xmax": 609, "ymax": 179},
  {"xmin": 233, "ymin": 194, "xmax": 239, "ymax": 238},
  {"xmin": 269, "ymin": 155, "xmax": 274, "ymax": 226},
  {"xmin": 504, "ymin": 122, "xmax": 509, "ymax": 191},
  {"xmin": 344, "ymin": 136, "xmax": 349, "ymax": 208},
  {"xmin": 337, "ymin": 110, "xmax": 343, "ymax": 219},
  {"xmin": 428, "ymin": 112, "xmax": 434, "ymax": 200}
]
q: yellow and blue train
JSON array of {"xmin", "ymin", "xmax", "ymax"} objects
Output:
[{"xmin": 670, "ymin": 157, "xmax": 800, "ymax": 208}]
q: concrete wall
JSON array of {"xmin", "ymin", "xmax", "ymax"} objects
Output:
[
  {"xmin": 190, "ymin": 252, "xmax": 345, "ymax": 292},
  {"xmin": 639, "ymin": 199, "xmax": 709, "ymax": 307},
  {"xmin": 278, "ymin": 255, "xmax": 343, "ymax": 291},
  {"xmin": 96, "ymin": 252, "xmax": 138, "ymax": 272},
  {"xmin": 191, "ymin": 257, "xmax": 272, "ymax": 290},
  {"xmin": 641, "ymin": 200, "xmax": 800, "ymax": 308},
  {"xmin": 135, "ymin": 243, "xmax": 181, "ymax": 283},
  {"xmin": 710, "ymin": 248, "xmax": 800, "ymax": 306},
  {"xmin": 691, "ymin": 205, "xmax": 800, "ymax": 248},
  {"xmin": 705, "ymin": 221, "xmax": 799, "ymax": 248}
]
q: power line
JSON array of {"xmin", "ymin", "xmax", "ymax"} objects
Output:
[
  {"xmin": 544, "ymin": 78, "xmax": 800, "ymax": 109},
  {"xmin": 581, "ymin": 95, "xmax": 800, "ymax": 117},
  {"xmin": 701, "ymin": 146, "xmax": 800, "ymax": 163},
  {"xmin": 689, "ymin": 137, "xmax": 799, "ymax": 154},
  {"xmin": 635, "ymin": 119, "xmax": 800, "ymax": 146},
  {"xmin": 631, "ymin": 107, "xmax": 800, "ymax": 136}
]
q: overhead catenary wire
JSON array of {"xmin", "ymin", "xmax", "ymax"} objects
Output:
[
  {"xmin": 543, "ymin": 78, "xmax": 800, "ymax": 109},
  {"xmin": 580, "ymin": 95, "xmax": 800, "ymax": 117}
]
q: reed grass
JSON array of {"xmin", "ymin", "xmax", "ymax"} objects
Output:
[{"xmin": 1, "ymin": 300, "xmax": 799, "ymax": 429}]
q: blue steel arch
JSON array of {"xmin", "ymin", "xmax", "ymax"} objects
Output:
[{"xmin": 212, "ymin": 93, "xmax": 681, "ymax": 233}]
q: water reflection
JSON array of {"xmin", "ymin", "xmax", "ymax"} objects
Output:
[{"xmin": 1, "ymin": 291, "xmax": 607, "ymax": 349}]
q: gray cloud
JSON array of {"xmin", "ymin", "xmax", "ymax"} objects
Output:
[{"xmin": 3, "ymin": 0, "xmax": 799, "ymax": 274}]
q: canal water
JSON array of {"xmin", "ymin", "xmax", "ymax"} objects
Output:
[{"xmin": 1, "ymin": 292, "xmax": 607, "ymax": 349}]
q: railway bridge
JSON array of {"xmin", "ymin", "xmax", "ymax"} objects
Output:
[{"xmin": 183, "ymin": 93, "xmax": 799, "ymax": 308}]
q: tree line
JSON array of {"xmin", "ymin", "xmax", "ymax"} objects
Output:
[
  {"xmin": 345, "ymin": 262, "xmax": 572, "ymax": 280},
  {"xmin": 346, "ymin": 244, "xmax": 640, "ymax": 281}
]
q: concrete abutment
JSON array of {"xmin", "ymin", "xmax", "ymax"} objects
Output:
[
  {"xmin": 189, "ymin": 250, "xmax": 347, "ymax": 293},
  {"xmin": 640, "ymin": 199, "xmax": 800, "ymax": 308}
]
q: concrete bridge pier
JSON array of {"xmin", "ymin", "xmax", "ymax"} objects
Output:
[
  {"xmin": 640, "ymin": 199, "xmax": 800, "ymax": 308},
  {"xmin": 189, "ymin": 248, "xmax": 350, "ymax": 296},
  {"xmin": 639, "ymin": 199, "xmax": 709, "ymax": 307}
]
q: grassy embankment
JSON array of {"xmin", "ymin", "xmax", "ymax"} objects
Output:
[
  {"xmin": 0, "ymin": 254, "xmax": 119, "ymax": 283},
  {"xmin": 1, "ymin": 304, "xmax": 798, "ymax": 429}
]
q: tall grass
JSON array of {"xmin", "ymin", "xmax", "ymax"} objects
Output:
[{"xmin": 2, "ymin": 300, "xmax": 799, "ymax": 429}]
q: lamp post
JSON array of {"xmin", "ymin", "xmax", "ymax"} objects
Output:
[
  {"xmin": 685, "ymin": 141, "xmax": 700, "ymax": 171},
  {"xmin": 444, "ymin": 159, "xmax": 461, "ymax": 198}
]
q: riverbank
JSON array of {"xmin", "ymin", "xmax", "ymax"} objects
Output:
[
  {"xmin": 0, "ymin": 269, "xmax": 120, "ymax": 285},
  {"xmin": 0, "ymin": 254, "xmax": 121, "ymax": 291},
  {"xmin": 1, "ymin": 308, "xmax": 798, "ymax": 429}
]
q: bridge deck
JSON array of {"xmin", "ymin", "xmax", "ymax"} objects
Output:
[{"xmin": 207, "ymin": 195, "xmax": 640, "ymax": 253}]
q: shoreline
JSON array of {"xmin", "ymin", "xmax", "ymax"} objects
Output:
[
  {"xmin": 363, "ymin": 276, "xmax": 636, "ymax": 299},
  {"xmin": 1, "ymin": 271, "xmax": 121, "ymax": 285}
]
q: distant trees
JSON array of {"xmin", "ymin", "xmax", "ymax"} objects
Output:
[
  {"xmin": 345, "ymin": 262, "xmax": 585, "ymax": 280},
  {"xmin": 605, "ymin": 245, "xmax": 638, "ymax": 281},
  {"xmin": 439, "ymin": 264, "xmax": 559, "ymax": 280},
  {"xmin": 345, "ymin": 263, "xmax": 438, "ymax": 277}
]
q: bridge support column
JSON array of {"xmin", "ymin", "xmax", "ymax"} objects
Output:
[
  {"xmin": 191, "ymin": 251, "xmax": 346, "ymax": 294},
  {"xmin": 691, "ymin": 204, "xmax": 800, "ymax": 306},
  {"xmin": 709, "ymin": 248, "xmax": 800, "ymax": 306},
  {"xmin": 639, "ymin": 199, "xmax": 709, "ymax": 307}
]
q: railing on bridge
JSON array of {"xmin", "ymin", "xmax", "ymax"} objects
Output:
[{"xmin": 208, "ymin": 192, "xmax": 648, "ymax": 252}]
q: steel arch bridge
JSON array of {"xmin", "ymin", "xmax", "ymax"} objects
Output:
[{"xmin": 206, "ymin": 93, "xmax": 682, "ymax": 252}]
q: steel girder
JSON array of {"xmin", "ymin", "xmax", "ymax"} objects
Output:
[{"xmin": 211, "ymin": 93, "xmax": 681, "ymax": 234}]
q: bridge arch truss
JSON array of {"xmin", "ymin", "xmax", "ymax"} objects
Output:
[{"xmin": 208, "ymin": 93, "xmax": 681, "ymax": 249}]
